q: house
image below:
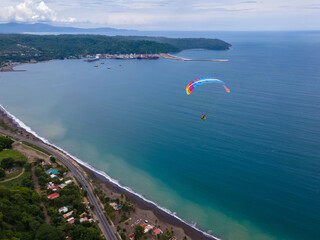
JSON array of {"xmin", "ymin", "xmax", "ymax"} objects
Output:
[
  {"xmin": 47, "ymin": 193, "xmax": 60, "ymax": 200},
  {"xmin": 50, "ymin": 174, "xmax": 57, "ymax": 179},
  {"xmin": 139, "ymin": 223, "xmax": 154, "ymax": 233},
  {"xmin": 46, "ymin": 182, "xmax": 57, "ymax": 191},
  {"xmin": 80, "ymin": 212, "xmax": 87, "ymax": 218},
  {"xmin": 144, "ymin": 224, "xmax": 154, "ymax": 233},
  {"xmin": 58, "ymin": 206, "xmax": 69, "ymax": 213},
  {"xmin": 46, "ymin": 169, "xmax": 59, "ymax": 175},
  {"xmin": 153, "ymin": 228, "xmax": 162, "ymax": 236},
  {"xmin": 58, "ymin": 183, "xmax": 67, "ymax": 189},
  {"xmin": 63, "ymin": 211, "xmax": 73, "ymax": 219},
  {"xmin": 80, "ymin": 217, "xmax": 93, "ymax": 223},
  {"xmin": 65, "ymin": 180, "xmax": 72, "ymax": 185},
  {"xmin": 40, "ymin": 161, "xmax": 47, "ymax": 167},
  {"xmin": 140, "ymin": 223, "xmax": 147, "ymax": 229},
  {"xmin": 67, "ymin": 217, "xmax": 75, "ymax": 224},
  {"xmin": 129, "ymin": 233, "xmax": 135, "ymax": 240},
  {"xmin": 109, "ymin": 202, "xmax": 122, "ymax": 211}
]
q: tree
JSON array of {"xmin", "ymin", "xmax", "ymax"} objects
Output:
[
  {"xmin": 49, "ymin": 156, "xmax": 56, "ymax": 163},
  {"xmin": 0, "ymin": 136, "xmax": 14, "ymax": 151},
  {"xmin": 36, "ymin": 224, "xmax": 59, "ymax": 240},
  {"xmin": 134, "ymin": 225, "xmax": 144, "ymax": 240},
  {"xmin": 0, "ymin": 168, "xmax": 5, "ymax": 178},
  {"xmin": 1, "ymin": 157, "xmax": 14, "ymax": 169}
]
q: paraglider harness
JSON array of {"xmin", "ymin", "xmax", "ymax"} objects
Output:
[{"xmin": 201, "ymin": 114, "xmax": 207, "ymax": 120}]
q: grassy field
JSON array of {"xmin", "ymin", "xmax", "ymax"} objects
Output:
[
  {"xmin": 0, "ymin": 168, "xmax": 31, "ymax": 188},
  {"xmin": 0, "ymin": 166, "xmax": 23, "ymax": 181},
  {"xmin": 0, "ymin": 149, "xmax": 27, "ymax": 181},
  {"xmin": 0, "ymin": 149, "xmax": 27, "ymax": 162}
]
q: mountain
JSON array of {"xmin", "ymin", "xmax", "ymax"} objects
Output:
[{"xmin": 0, "ymin": 22, "xmax": 129, "ymax": 33}]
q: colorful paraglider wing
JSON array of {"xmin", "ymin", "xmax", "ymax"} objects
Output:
[{"xmin": 185, "ymin": 78, "xmax": 230, "ymax": 95}]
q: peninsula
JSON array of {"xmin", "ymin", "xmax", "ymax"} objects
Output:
[{"xmin": 0, "ymin": 34, "xmax": 231, "ymax": 70}]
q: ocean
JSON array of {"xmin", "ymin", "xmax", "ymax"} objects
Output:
[{"xmin": 0, "ymin": 31, "xmax": 319, "ymax": 240}]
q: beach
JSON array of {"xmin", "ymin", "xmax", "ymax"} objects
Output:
[
  {"xmin": 0, "ymin": 103, "xmax": 216, "ymax": 240},
  {"xmin": 1, "ymin": 32, "xmax": 319, "ymax": 240}
]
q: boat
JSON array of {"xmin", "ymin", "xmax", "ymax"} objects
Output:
[
  {"xmin": 94, "ymin": 65, "xmax": 98, "ymax": 67},
  {"xmin": 87, "ymin": 58, "xmax": 99, "ymax": 62}
]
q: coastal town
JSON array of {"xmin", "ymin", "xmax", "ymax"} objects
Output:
[{"xmin": 0, "ymin": 108, "xmax": 208, "ymax": 240}]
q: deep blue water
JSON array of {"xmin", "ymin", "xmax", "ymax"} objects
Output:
[{"xmin": 0, "ymin": 31, "xmax": 319, "ymax": 240}]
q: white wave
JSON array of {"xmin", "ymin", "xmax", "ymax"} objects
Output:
[{"xmin": 0, "ymin": 103, "xmax": 221, "ymax": 240}]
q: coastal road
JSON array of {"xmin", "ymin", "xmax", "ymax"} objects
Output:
[{"xmin": 1, "ymin": 130, "xmax": 117, "ymax": 240}]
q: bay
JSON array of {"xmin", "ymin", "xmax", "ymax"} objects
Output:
[{"xmin": 0, "ymin": 31, "xmax": 319, "ymax": 240}]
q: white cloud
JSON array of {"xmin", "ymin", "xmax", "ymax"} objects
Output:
[
  {"xmin": 0, "ymin": 0, "xmax": 319, "ymax": 30},
  {"xmin": 0, "ymin": 0, "xmax": 76, "ymax": 23}
]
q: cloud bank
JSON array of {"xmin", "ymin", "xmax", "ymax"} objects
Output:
[
  {"xmin": 0, "ymin": 0, "xmax": 319, "ymax": 30},
  {"xmin": 1, "ymin": 0, "xmax": 75, "ymax": 23}
]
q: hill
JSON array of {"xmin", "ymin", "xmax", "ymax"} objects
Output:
[
  {"xmin": 0, "ymin": 34, "xmax": 231, "ymax": 68},
  {"xmin": 0, "ymin": 22, "xmax": 128, "ymax": 33},
  {"xmin": 118, "ymin": 36, "xmax": 231, "ymax": 50}
]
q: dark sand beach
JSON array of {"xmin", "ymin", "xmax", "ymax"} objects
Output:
[{"xmin": 0, "ymin": 105, "xmax": 216, "ymax": 240}]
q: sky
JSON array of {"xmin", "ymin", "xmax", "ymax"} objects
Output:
[{"xmin": 0, "ymin": 0, "xmax": 319, "ymax": 30}]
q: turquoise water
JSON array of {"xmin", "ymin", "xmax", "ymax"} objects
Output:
[{"xmin": 0, "ymin": 32, "xmax": 320, "ymax": 240}]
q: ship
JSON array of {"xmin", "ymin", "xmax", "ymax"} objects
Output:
[{"xmin": 87, "ymin": 58, "xmax": 99, "ymax": 62}]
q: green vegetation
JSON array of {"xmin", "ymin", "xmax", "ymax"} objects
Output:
[
  {"xmin": 0, "ymin": 149, "xmax": 27, "ymax": 166},
  {"xmin": 1, "ymin": 166, "xmax": 22, "ymax": 180},
  {"xmin": 0, "ymin": 186, "xmax": 43, "ymax": 240},
  {"xmin": 0, "ymin": 149, "xmax": 28, "ymax": 182},
  {"xmin": 22, "ymin": 141, "xmax": 51, "ymax": 155},
  {"xmin": 36, "ymin": 224, "xmax": 60, "ymax": 240},
  {"xmin": 134, "ymin": 225, "xmax": 145, "ymax": 240},
  {"xmin": 50, "ymin": 156, "xmax": 56, "ymax": 163},
  {"xmin": 32, "ymin": 161, "xmax": 104, "ymax": 240},
  {"xmin": 0, "ymin": 34, "xmax": 177, "ymax": 67},
  {"xmin": 0, "ymin": 157, "xmax": 14, "ymax": 169},
  {"xmin": 0, "ymin": 119, "xmax": 9, "ymax": 130},
  {"xmin": 0, "ymin": 34, "xmax": 231, "ymax": 67},
  {"xmin": 119, "ymin": 36, "xmax": 232, "ymax": 51},
  {"xmin": 162, "ymin": 228, "xmax": 174, "ymax": 240},
  {"xmin": 0, "ymin": 169, "xmax": 5, "ymax": 177},
  {"xmin": 0, "ymin": 136, "xmax": 13, "ymax": 151},
  {"xmin": 0, "ymin": 163, "xmax": 33, "ymax": 188}
]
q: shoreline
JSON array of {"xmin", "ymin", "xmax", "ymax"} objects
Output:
[
  {"xmin": 159, "ymin": 53, "xmax": 229, "ymax": 62},
  {"xmin": 0, "ymin": 51, "xmax": 229, "ymax": 73},
  {"xmin": 0, "ymin": 104, "xmax": 220, "ymax": 240},
  {"xmin": 0, "ymin": 62, "xmax": 27, "ymax": 72}
]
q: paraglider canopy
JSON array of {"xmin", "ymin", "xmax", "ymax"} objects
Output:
[{"xmin": 186, "ymin": 77, "xmax": 230, "ymax": 95}]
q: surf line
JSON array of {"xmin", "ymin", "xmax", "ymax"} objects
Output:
[{"xmin": 0, "ymin": 103, "xmax": 221, "ymax": 240}]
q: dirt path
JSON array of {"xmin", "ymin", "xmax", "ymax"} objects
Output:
[
  {"xmin": 31, "ymin": 166, "xmax": 51, "ymax": 224},
  {"xmin": 0, "ymin": 167, "xmax": 25, "ymax": 183}
]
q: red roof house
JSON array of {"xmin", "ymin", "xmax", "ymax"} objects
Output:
[
  {"xmin": 153, "ymin": 228, "xmax": 162, "ymax": 236},
  {"xmin": 47, "ymin": 193, "xmax": 60, "ymax": 199},
  {"xmin": 129, "ymin": 233, "xmax": 135, "ymax": 240}
]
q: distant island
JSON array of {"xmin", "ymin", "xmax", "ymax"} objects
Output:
[{"xmin": 0, "ymin": 34, "xmax": 231, "ymax": 70}]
